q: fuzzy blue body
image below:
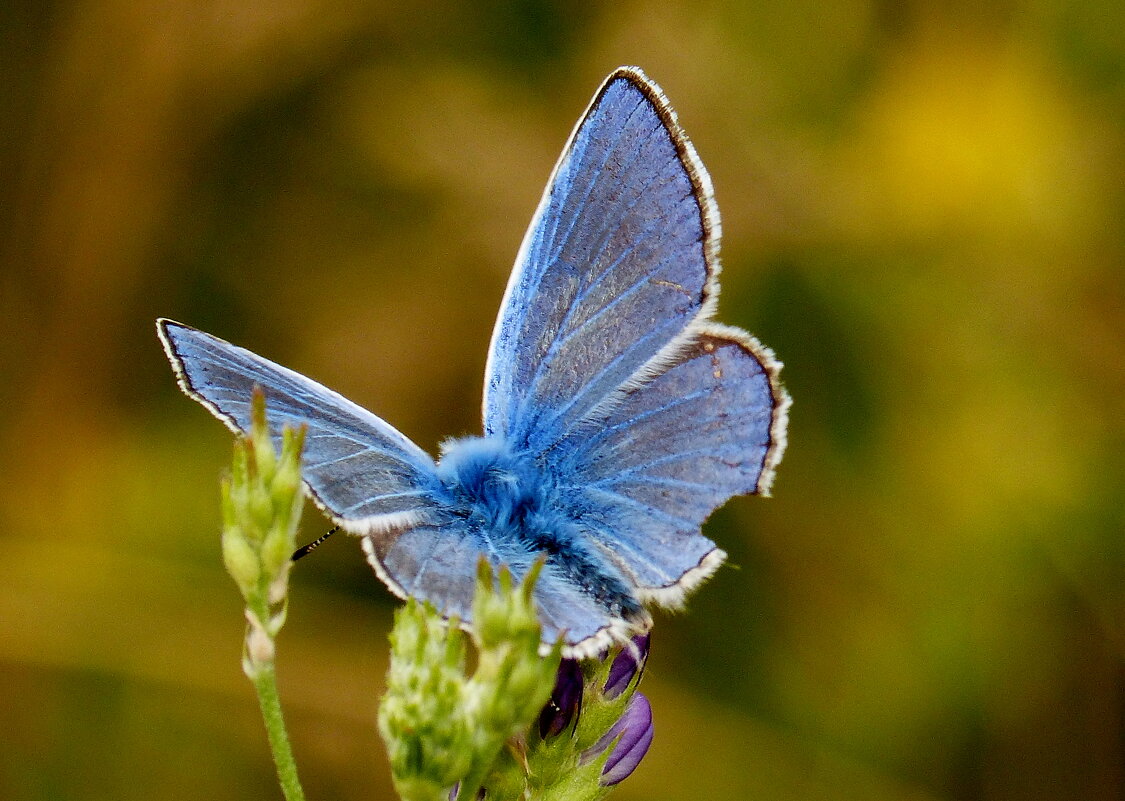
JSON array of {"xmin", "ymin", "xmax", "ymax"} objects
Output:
[
  {"xmin": 158, "ymin": 67, "xmax": 789, "ymax": 654},
  {"xmin": 434, "ymin": 436, "xmax": 640, "ymax": 620}
]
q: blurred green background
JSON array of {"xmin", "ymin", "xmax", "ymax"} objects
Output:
[{"xmin": 1, "ymin": 0, "xmax": 1122, "ymax": 799}]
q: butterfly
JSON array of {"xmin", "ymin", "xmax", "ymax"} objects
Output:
[{"xmin": 158, "ymin": 66, "xmax": 790, "ymax": 658}]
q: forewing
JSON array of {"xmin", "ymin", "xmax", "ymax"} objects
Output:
[
  {"xmin": 555, "ymin": 327, "xmax": 790, "ymax": 605},
  {"xmin": 483, "ymin": 66, "xmax": 720, "ymax": 453},
  {"xmin": 158, "ymin": 319, "xmax": 441, "ymax": 531}
]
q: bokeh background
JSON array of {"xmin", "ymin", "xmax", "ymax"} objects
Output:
[{"xmin": 1, "ymin": 1, "xmax": 1122, "ymax": 799}]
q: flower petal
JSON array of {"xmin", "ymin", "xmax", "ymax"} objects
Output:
[
  {"xmin": 538, "ymin": 658, "xmax": 584, "ymax": 738},
  {"xmin": 603, "ymin": 634, "xmax": 650, "ymax": 698},
  {"xmin": 600, "ymin": 693, "xmax": 654, "ymax": 785}
]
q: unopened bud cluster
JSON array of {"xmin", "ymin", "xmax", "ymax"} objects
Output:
[
  {"xmin": 379, "ymin": 560, "xmax": 562, "ymax": 801},
  {"xmin": 378, "ymin": 561, "xmax": 654, "ymax": 801},
  {"xmin": 380, "ymin": 602, "xmax": 475, "ymax": 800},
  {"xmin": 219, "ymin": 389, "xmax": 306, "ymax": 677}
]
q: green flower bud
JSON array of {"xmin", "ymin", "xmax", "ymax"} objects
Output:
[
  {"xmin": 472, "ymin": 559, "xmax": 545, "ymax": 650},
  {"xmin": 220, "ymin": 519, "xmax": 260, "ymax": 593},
  {"xmin": 221, "ymin": 390, "xmax": 306, "ymax": 606},
  {"xmin": 380, "ymin": 601, "xmax": 475, "ymax": 801},
  {"xmin": 377, "ymin": 559, "xmax": 564, "ymax": 801},
  {"xmin": 466, "ymin": 560, "xmax": 559, "ymax": 746},
  {"xmin": 248, "ymin": 390, "xmax": 277, "ymax": 479}
]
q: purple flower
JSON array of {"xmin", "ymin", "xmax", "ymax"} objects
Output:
[
  {"xmin": 534, "ymin": 635, "xmax": 655, "ymax": 785},
  {"xmin": 538, "ymin": 658, "xmax": 584, "ymax": 739},
  {"xmin": 603, "ymin": 634, "xmax": 650, "ymax": 698},
  {"xmin": 587, "ymin": 692, "xmax": 654, "ymax": 785}
]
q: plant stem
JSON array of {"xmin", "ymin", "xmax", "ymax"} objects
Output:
[{"xmin": 250, "ymin": 656, "xmax": 307, "ymax": 801}]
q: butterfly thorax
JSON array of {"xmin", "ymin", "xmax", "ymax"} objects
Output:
[
  {"xmin": 436, "ymin": 435, "xmax": 642, "ymax": 619},
  {"xmin": 436, "ymin": 436, "xmax": 544, "ymax": 534}
]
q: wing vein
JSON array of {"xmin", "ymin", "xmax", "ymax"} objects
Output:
[
  {"xmin": 544, "ymin": 96, "xmax": 648, "ymax": 269},
  {"xmin": 514, "ymin": 207, "xmax": 675, "ymax": 428},
  {"xmin": 584, "ymin": 486, "xmax": 696, "ymax": 528}
]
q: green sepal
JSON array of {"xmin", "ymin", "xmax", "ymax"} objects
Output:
[{"xmin": 519, "ymin": 642, "xmax": 640, "ymax": 801}]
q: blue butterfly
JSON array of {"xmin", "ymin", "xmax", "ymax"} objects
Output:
[{"xmin": 158, "ymin": 67, "xmax": 789, "ymax": 657}]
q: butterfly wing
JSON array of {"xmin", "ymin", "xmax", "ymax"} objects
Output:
[
  {"xmin": 159, "ymin": 319, "xmax": 654, "ymax": 653},
  {"xmin": 483, "ymin": 67, "xmax": 720, "ymax": 454},
  {"xmin": 158, "ymin": 319, "xmax": 442, "ymax": 534},
  {"xmin": 484, "ymin": 67, "xmax": 789, "ymax": 606},
  {"xmin": 161, "ymin": 320, "xmax": 618, "ymax": 647},
  {"xmin": 555, "ymin": 327, "xmax": 789, "ymax": 606},
  {"xmin": 362, "ymin": 522, "xmax": 646, "ymax": 655}
]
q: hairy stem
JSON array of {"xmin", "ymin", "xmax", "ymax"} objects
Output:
[{"xmin": 249, "ymin": 650, "xmax": 306, "ymax": 801}]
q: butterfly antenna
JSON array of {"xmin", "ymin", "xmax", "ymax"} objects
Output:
[{"xmin": 291, "ymin": 526, "xmax": 340, "ymax": 561}]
